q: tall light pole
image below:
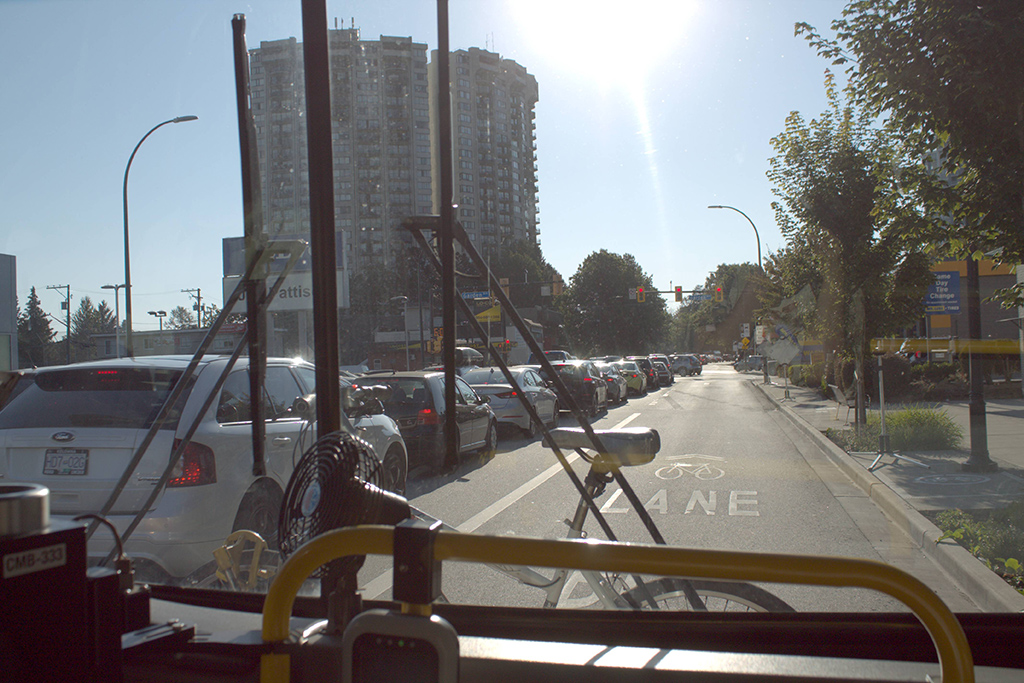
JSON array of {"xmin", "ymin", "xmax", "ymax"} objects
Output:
[
  {"xmin": 709, "ymin": 205, "xmax": 767, "ymax": 383},
  {"xmin": 707, "ymin": 205, "xmax": 762, "ymax": 269},
  {"xmin": 148, "ymin": 310, "xmax": 167, "ymax": 331},
  {"xmin": 123, "ymin": 115, "xmax": 198, "ymax": 357},
  {"xmin": 101, "ymin": 283, "xmax": 125, "ymax": 358}
]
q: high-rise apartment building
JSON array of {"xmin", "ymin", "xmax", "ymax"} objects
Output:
[
  {"xmin": 430, "ymin": 48, "xmax": 540, "ymax": 257},
  {"xmin": 248, "ymin": 29, "xmax": 432, "ymax": 279}
]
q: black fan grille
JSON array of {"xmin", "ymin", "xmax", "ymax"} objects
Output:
[{"xmin": 278, "ymin": 431, "xmax": 384, "ymax": 574}]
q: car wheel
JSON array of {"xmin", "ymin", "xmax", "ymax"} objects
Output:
[
  {"xmin": 232, "ymin": 483, "xmax": 283, "ymax": 550},
  {"xmin": 547, "ymin": 403, "xmax": 559, "ymax": 429},
  {"xmin": 522, "ymin": 417, "xmax": 539, "ymax": 439},
  {"xmin": 479, "ymin": 421, "xmax": 497, "ymax": 461},
  {"xmin": 382, "ymin": 444, "xmax": 407, "ymax": 496}
]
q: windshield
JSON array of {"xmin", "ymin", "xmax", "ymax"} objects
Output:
[{"xmin": 4, "ymin": 0, "xmax": 1023, "ymax": 621}]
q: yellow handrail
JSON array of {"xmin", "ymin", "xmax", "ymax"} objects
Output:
[{"xmin": 260, "ymin": 526, "xmax": 973, "ymax": 683}]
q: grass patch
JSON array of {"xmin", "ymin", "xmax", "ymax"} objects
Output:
[
  {"xmin": 932, "ymin": 503, "xmax": 1024, "ymax": 594},
  {"xmin": 825, "ymin": 404, "xmax": 964, "ymax": 452}
]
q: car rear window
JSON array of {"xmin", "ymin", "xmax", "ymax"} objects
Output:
[
  {"xmin": 0, "ymin": 367, "xmax": 188, "ymax": 430},
  {"xmin": 375, "ymin": 378, "xmax": 432, "ymax": 415}
]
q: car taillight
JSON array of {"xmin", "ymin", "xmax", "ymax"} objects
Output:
[
  {"xmin": 583, "ymin": 377, "xmax": 593, "ymax": 382},
  {"xmin": 168, "ymin": 439, "xmax": 217, "ymax": 487},
  {"xmin": 496, "ymin": 390, "xmax": 517, "ymax": 399},
  {"xmin": 417, "ymin": 407, "xmax": 440, "ymax": 426}
]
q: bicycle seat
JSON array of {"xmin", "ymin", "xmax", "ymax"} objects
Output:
[{"xmin": 543, "ymin": 427, "xmax": 659, "ymax": 469}]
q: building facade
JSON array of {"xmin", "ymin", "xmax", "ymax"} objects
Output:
[
  {"xmin": 430, "ymin": 48, "xmax": 540, "ymax": 257},
  {"xmin": 248, "ymin": 29, "xmax": 433, "ymax": 275}
]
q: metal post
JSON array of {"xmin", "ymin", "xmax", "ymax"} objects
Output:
[{"xmin": 962, "ymin": 255, "xmax": 997, "ymax": 472}]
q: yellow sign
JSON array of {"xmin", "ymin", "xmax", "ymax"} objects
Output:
[
  {"xmin": 741, "ymin": 338, "xmax": 750, "ymax": 348},
  {"xmin": 475, "ymin": 305, "xmax": 501, "ymax": 323}
]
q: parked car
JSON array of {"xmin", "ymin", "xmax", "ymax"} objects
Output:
[
  {"xmin": 649, "ymin": 354, "xmax": 673, "ymax": 384},
  {"xmin": 652, "ymin": 360, "xmax": 673, "ymax": 386},
  {"xmin": 612, "ymin": 360, "xmax": 648, "ymax": 396},
  {"xmin": 369, "ymin": 370, "xmax": 497, "ymax": 474},
  {"xmin": 625, "ymin": 356, "xmax": 658, "ymax": 389},
  {"xmin": 593, "ymin": 361, "xmax": 628, "ymax": 405},
  {"xmin": 461, "ymin": 366, "xmax": 558, "ymax": 437},
  {"xmin": 540, "ymin": 360, "xmax": 608, "ymax": 417},
  {"xmin": 527, "ymin": 349, "xmax": 575, "ymax": 364},
  {"xmin": 671, "ymin": 354, "xmax": 702, "ymax": 376},
  {"xmin": 0, "ymin": 355, "xmax": 407, "ymax": 583}
]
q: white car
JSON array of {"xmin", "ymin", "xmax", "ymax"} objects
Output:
[
  {"xmin": 461, "ymin": 366, "xmax": 559, "ymax": 437},
  {"xmin": 0, "ymin": 355, "xmax": 407, "ymax": 583}
]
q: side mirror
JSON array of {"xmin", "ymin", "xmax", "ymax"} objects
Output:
[{"xmin": 216, "ymin": 403, "xmax": 238, "ymax": 423}]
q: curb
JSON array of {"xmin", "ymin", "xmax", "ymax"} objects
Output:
[{"xmin": 756, "ymin": 381, "xmax": 1024, "ymax": 613}]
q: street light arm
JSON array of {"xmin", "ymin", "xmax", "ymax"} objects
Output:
[{"xmin": 708, "ymin": 205, "xmax": 762, "ymax": 270}]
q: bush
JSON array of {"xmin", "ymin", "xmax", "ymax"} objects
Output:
[
  {"xmin": 788, "ymin": 364, "xmax": 808, "ymax": 386},
  {"xmin": 825, "ymin": 404, "xmax": 963, "ymax": 452},
  {"xmin": 877, "ymin": 353, "xmax": 912, "ymax": 400},
  {"xmin": 934, "ymin": 502, "xmax": 1024, "ymax": 593}
]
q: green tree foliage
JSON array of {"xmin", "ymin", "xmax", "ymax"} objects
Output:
[
  {"xmin": 483, "ymin": 239, "xmax": 563, "ymax": 308},
  {"xmin": 558, "ymin": 250, "xmax": 668, "ymax": 356},
  {"xmin": 166, "ymin": 305, "xmax": 196, "ymax": 330},
  {"xmin": 17, "ymin": 287, "xmax": 55, "ymax": 368},
  {"xmin": 69, "ymin": 296, "xmax": 116, "ymax": 362},
  {"xmin": 767, "ymin": 72, "xmax": 931, "ymax": 360},
  {"xmin": 797, "ymin": 1, "xmax": 1024, "ymax": 303}
]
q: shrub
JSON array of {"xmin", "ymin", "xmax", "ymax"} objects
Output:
[
  {"xmin": 788, "ymin": 364, "xmax": 808, "ymax": 386},
  {"xmin": 935, "ymin": 502, "xmax": 1024, "ymax": 593},
  {"xmin": 825, "ymin": 404, "xmax": 963, "ymax": 452}
]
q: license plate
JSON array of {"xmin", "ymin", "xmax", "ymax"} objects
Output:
[{"xmin": 43, "ymin": 448, "xmax": 89, "ymax": 475}]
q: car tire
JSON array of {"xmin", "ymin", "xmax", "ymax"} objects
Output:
[
  {"xmin": 382, "ymin": 444, "xmax": 407, "ymax": 496},
  {"xmin": 232, "ymin": 482, "xmax": 283, "ymax": 550},
  {"xmin": 522, "ymin": 417, "xmax": 538, "ymax": 439},
  {"xmin": 479, "ymin": 421, "xmax": 497, "ymax": 461},
  {"xmin": 547, "ymin": 403, "xmax": 559, "ymax": 429}
]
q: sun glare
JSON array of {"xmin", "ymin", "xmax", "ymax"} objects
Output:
[{"xmin": 510, "ymin": 0, "xmax": 700, "ymax": 89}]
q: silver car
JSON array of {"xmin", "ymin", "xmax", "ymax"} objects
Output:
[{"xmin": 462, "ymin": 366, "xmax": 559, "ymax": 438}]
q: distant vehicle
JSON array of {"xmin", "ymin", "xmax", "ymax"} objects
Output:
[
  {"xmin": 593, "ymin": 361, "xmax": 629, "ymax": 405},
  {"xmin": 612, "ymin": 360, "xmax": 648, "ymax": 396},
  {"xmin": 652, "ymin": 360, "xmax": 673, "ymax": 386},
  {"xmin": 541, "ymin": 360, "xmax": 608, "ymax": 417},
  {"xmin": 625, "ymin": 356, "xmax": 658, "ymax": 388},
  {"xmin": 0, "ymin": 355, "xmax": 407, "ymax": 583},
  {"xmin": 369, "ymin": 370, "xmax": 497, "ymax": 474},
  {"xmin": 671, "ymin": 354, "xmax": 702, "ymax": 376},
  {"xmin": 461, "ymin": 366, "xmax": 558, "ymax": 437},
  {"xmin": 527, "ymin": 349, "xmax": 575, "ymax": 364}
]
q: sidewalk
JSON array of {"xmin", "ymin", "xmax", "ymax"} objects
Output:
[{"xmin": 750, "ymin": 372, "xmax": 1024, "ymax": 612}]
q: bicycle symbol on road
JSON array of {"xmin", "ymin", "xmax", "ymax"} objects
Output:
[{"xmin": 655, "ymin": 454, "xmax": 726, "ymax": 481}]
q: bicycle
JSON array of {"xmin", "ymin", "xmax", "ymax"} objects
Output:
[
  {"xmin": 211, "ymin": 426, "xmax": 793, "ymax": 612},
  {"xmin": 655, "ymin": 454, "xmax": 726, "ymax": 481}
]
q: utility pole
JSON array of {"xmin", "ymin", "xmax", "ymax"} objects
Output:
[
  {"xmin": 47, "ymin": 284, "xmax": 71, "ymax": 364},
  {"xmin": 182, "ymin": 288, "xmax": 202, "ymax": 327}
]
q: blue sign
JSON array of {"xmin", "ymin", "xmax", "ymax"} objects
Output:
[
  {"xmin": 461, "ymin": 291, "xmax": 490, "ymax": 300},
  {"xmin": 689, "ymin": 293, "xmax": 712, "ymax": 301},
  {"xmin": 925, "ymin": 271, "xmax": 960, "ymax": 314}
]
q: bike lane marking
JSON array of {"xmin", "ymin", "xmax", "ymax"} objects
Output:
[{"xmin": 361, "ymin": 412, "xmax": 643, "ymax": 598}]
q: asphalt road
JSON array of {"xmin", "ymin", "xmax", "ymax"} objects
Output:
[{"xmin": 355, "ymin": 364, "xmax": 979, "ymax": 613}]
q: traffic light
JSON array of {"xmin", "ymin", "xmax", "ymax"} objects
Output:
[
  {"xmin": 637, "ymin": 286, "xmax": 645, "ymax": 303},
  {"xmin": 715, "ymin": 286, "xmax": 723, "ymax": 303},
  {"xmin": 674, "ymin": 286, "xmax": 682, "ymax": 302}
]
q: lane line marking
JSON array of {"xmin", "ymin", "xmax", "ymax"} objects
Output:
[{"xmin": 361, "ymin": 412, "xmax": 642, "ymax": 598}]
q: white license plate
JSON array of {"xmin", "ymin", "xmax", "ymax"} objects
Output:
[{"xmin": 43, "ymin": 448, "xmax": 89, "ymax": 475}]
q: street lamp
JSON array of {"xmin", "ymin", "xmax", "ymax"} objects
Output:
[
  {"xmin": 123, "ymin": 115, "xmax": 199, "ymax": 357},
  {"xmin": 101, "ymin": 283, "xmax": 125, "ymax": 358},
  {"xmin": 148, "ymin": 310, "xmax": 167, "ymax": 331},
  {"xmin": 708, "ymin": 205, "xmax": 767, "ymax": 384},
  {"xmin": 708, "ymin": 205, "xmax": 762, "ymax": 269},
  {"xmin": 391, "ymin": 296, "xmax": 410, "ymax": 371}
]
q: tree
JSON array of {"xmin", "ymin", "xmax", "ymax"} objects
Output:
[
  {"xmin": 17, "ymin": 287, "xmax": 55, "ymax": 368},
  {"xmin": 69, "ymin": 296, "xmax": 116, "ymax": 362},
  {"xmin": 557, "ymin": 250, "xmax": 668, "ymax": 356},
  {"xmin": 797, "ymin": 1, "xmax": 1024, "ymax": 303},
  {"xmin": 166, "ymin": 306, "xmax": 196, "ymax": 330},
  {"xmin": 767, "ymin": 72, "xmax": 932, "ymax": 404}
]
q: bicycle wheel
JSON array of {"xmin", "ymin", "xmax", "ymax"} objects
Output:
[{"xmin": 621, "ymin": 576, "xmax": 794, "ymax": 612}]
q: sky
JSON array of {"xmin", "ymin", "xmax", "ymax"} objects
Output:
[{"xmin": 0, "ymin": 0, "xmax": 847, "ymax": 336}]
